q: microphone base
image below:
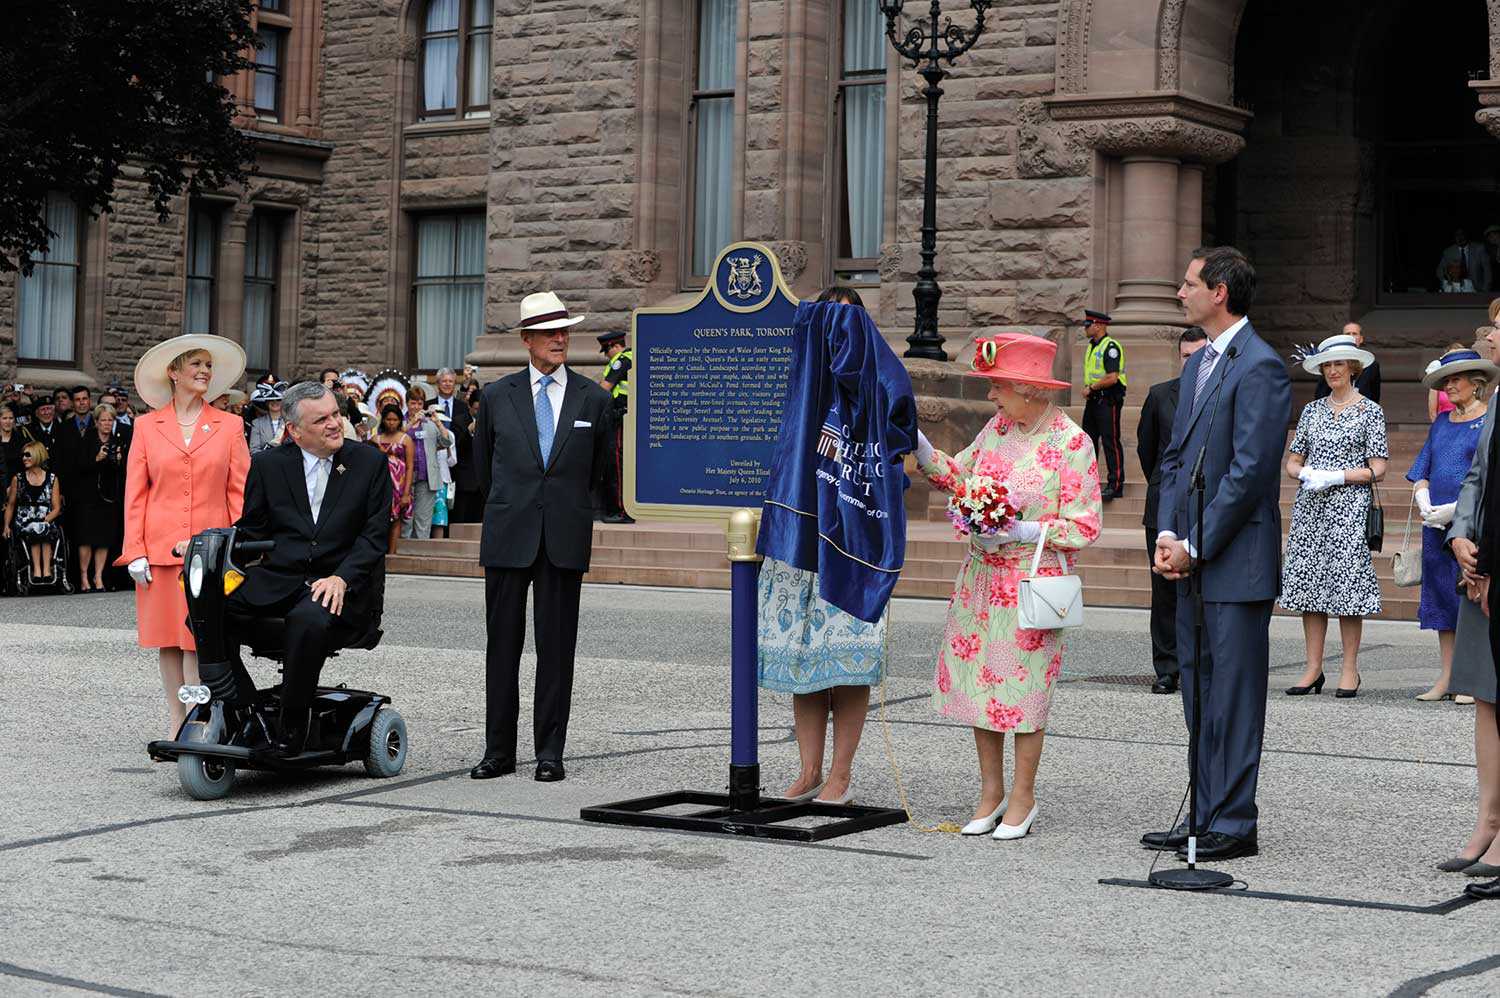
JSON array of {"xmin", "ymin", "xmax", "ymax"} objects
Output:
[{"xmin": 1148, "ymin": 866, "xmax": 1235, "ymax": 891}]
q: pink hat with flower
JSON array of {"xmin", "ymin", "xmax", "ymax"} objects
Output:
[{"xmin": 966, "ymin": 333, "xmax": 1070, "ymax": 389}]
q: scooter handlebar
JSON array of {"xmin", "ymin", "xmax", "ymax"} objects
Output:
[{"xmin": 234, "ymin": 539, "xmax": 276, "ymax": 554}]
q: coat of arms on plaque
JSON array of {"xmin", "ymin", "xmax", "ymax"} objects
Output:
[{"xmin": 725, "ymin": 253, "xmax": 765, "ymax": 300}]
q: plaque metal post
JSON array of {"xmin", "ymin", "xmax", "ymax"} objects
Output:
[{"xmin": 725, "ymin": 508, "xmax": 763, "ymax": 812}]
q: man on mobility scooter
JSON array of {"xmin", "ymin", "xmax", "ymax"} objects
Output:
[{"xmin": 149, "ymin": 382, "xmax": 399, "ymax": 798}]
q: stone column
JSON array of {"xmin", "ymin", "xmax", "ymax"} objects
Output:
[
  {"xmin": 1112, "ymin": 156, "xmax": 1184, "ymax": 326},
  {"xmin": 217, "ymin": 211, "xmax": 248, "ymax": 348},
  {"xmin": 1176, "ymin": 163, "xmax": 1206, "ymax": 269}
]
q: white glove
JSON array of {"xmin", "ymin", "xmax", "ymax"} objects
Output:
[
  {"xmin": 1416, "ymin": 488, "xmax": 1433, "ymax": 518},
  {"xmin": 973, "ymin": 520, "xmax": 1044, "ymax": 551},
  {"xmin": 127, "ymin": 558, "xmax": 152, "ymax": 586},
  {"xmin": 1301, "ymin": 469, "xmax": 1345, "ymax": 492},
  {"xmin": 916, "ymin": 430, "xmax": 935, "ymax": 466},
  {"xmin": 1423, "ymin": 502, "xmax": 1457, "ymax": 528},
  {"xmin": 972, "ymin": 531, "xmax": 1005, "ymax": 552}
]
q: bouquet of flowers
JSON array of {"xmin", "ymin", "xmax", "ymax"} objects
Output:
[{"xmin": 946, "ymin": 474, "xmax": 1019, "ymax": 538}]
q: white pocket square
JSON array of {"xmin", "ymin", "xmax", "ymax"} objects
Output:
[{"xmin": 573, "ymin": 420, "xmax": 592, "ymax": 428}]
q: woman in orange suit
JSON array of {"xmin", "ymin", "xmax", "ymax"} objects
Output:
[{"xmin": 117, "ymin": 335, "xmax": 250, "ymax": 736}]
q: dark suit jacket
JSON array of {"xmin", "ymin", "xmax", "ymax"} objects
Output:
[
  {"xmin": 1156, "ymin": 321, "xmax": 1292, "ymax": 602},
  {"xmin": 1137, "ymin": 377, "xmax": 1181, "ymax": 529},
  {"xmin": 232, "ymin": 439, "xmax": 392, "ymax": 610},
  {"xmin": 474, "ymin": 367, "xmax": 611, "ymax": 572}
]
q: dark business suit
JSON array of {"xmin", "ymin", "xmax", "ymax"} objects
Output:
[
  {"xmin": 1137, "ymin": 377, "xmax": 1181, "ymax": 681},
  {"xmin": 1156, "ymin": 320, "xmax": 1291, "ymax": 840},
  {"xmin": 474, "ymin": 366, "xmax": 611, "ymax": 765},
  {"xmin": 229, "ymin": 440, "xmax": 392, "ymax": 732}
]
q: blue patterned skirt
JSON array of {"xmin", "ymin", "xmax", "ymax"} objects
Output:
[{"xmin": 756, "ymin": 556, "xmax": 886, "ymax": 694}]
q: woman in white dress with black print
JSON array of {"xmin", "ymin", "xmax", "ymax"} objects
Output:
[{"xmin": 1280, "ymin": 333, "xmax": 1389, "ymax": 698}]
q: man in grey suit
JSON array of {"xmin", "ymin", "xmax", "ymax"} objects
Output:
[
  {"xmin": 1142, "ymin": 246, "xmax": 1292, "ymax": 862},
  {"xmin": 469, "ymin": 291, "xmax": 612, "ymax": 784}
]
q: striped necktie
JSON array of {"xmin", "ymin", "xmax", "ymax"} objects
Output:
[{"xmin": 1192, "ymin": 342, "xmax": 1220, "ymax": 408}]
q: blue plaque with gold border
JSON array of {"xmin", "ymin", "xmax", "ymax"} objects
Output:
[{"xmin": 625, "ymin": 242, "xmax": 799, "ymax": 522}]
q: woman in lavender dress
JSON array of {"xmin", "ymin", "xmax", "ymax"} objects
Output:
[{"xmin": 1407, "ymin": 349, "xmax": 1496, "ymax": 701}]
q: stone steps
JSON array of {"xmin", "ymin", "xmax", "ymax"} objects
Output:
[{"xmin": 392, "ymin": 519, "xmax": 1421, "ymax": 621}]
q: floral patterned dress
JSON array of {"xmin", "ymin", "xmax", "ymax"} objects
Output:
[{"xmin": 917, "ymin": 408, "xmax": 1103, "ymax": 733}]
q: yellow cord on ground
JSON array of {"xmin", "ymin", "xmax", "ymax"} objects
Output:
[{"xmin": 875, "ymin": 606, "xmax": 963, "ymax": 835}]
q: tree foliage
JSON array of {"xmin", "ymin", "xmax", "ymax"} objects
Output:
[{"xmin": 0, "ymin": 0, "xmax": 259, "ymax": 273}]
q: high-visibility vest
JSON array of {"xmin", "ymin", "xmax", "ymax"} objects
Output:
[
  {"xmin": 599, "ymin": 348, "xmax": 631, "ymax": 400},
  {"xmin": 1083, "ymin": 335, "xmax": 1126, "ymax": 389}
]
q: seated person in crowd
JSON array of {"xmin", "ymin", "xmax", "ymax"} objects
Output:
[
  {"xmin": 1439, "ymin": 229, "xmax": 1489, "ymax": 292},
  {"xmin": 228, "ymin": 382, "xmax": 392, "ymax": 757}
]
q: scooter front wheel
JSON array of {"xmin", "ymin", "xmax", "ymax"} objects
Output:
[
  {"xmin": 177, "ymin": 721, "xmax": 236, "ymax": 800},
  {"xmin": 363, "ymin": 708, "xmax": 408, "ymax": 778}
]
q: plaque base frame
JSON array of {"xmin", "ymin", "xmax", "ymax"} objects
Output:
[{"xmin": 580, "ymin": 789, "xmax": 909, "ymax": 843}]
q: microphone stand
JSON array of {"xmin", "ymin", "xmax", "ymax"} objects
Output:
[{"xmin": 1150, "ymin": 345, "xmax": 1238, "ymax": 892}]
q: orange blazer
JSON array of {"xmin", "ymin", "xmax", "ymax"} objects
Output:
[{"xmin": 116, "ymin": 405, "xmax": 250, "ymax": 566}]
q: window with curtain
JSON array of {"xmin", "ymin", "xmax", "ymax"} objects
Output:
[
  {"xmin": 420, "ymin": 0, "xmax": 491, "ymax": 121},
  {"xmin": 254, "ymin": 27, "xmax": 285, "ymax": 121},
  {"xmin": 413, "ymin": 213, "xmax": 485, "ymax": 370},
  {"xmin": 689, "ymin": 0, "xmax": 736, "ymax": 278},
  {"xmin": 242, "ymin": 213, "xmax": 280, "ymax": 372},
  {"xmin": 17, "ymin": 192, "xmax": 80, "ymax": 363},
  {"xmin": 184, "ymin": 207, "xmax": 218, "ymax": 334},
  {"xmin": 834, "ymin": 0, "xmax": 886, "ymax": 284},
  {"xmin": 259, "ymin": 0, "xmax": 285, "ymax": 11}
]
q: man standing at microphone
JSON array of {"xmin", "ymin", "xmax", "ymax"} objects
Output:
[{"xmin": 1142, "ymin": 246, "xmax": 1290, "ymax": 862}]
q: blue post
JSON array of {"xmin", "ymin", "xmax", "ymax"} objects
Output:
[{"xmin": 726, "ymin": 509, "xmax": 762, "ymax": 810}]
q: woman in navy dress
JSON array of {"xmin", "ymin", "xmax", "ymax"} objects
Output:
[{"xmin": 1407, "ymin": 349, "xmax": 1496, "ymax": 701}]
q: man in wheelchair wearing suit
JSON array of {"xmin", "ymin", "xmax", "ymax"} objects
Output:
[{"xmin": 228, "ymin": 381, "xmax": 392, "ymax": 756}]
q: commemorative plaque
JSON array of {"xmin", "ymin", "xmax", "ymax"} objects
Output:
[{"xmin": 625, "ymin": 241, "xmax": 798, "ymax": 521}]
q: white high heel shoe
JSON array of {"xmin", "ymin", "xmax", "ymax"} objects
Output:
[
  {"xmin": 960, "ymin": 796, "xmax": 1010, "ymax": 836},
  {"xmin": 816, "ymin": 786, "xmax": 855, "ymax": 806},
  {"xmin": 786, "ymin": 780, "xmax": 826, "ymax": 802},
  {"xmin": 992, "ymin": 803, "xmax": 1038, "ymax": 840}
]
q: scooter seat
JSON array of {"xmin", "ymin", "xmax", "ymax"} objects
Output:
[{"xmin": 234, "ymin": 614, "xmax": 384, "ymax": 661}]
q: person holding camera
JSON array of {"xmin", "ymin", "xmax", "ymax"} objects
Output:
[
  {"xmin": 72, "ymin": 403, "xmax": 130, "ymax": 592},
  {"xmin": 402, "ymin": 381, "xmax": 453, "ymax": 540}
]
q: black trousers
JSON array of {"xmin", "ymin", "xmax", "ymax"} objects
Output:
[
  {"xmin": 597, "ymin": 408, "xmax": 626, "ymax": 517},
  {"xmin": 483, "ymin": 538, "xmax": 583, "ymax": 764},
  {"xmin": 1083, "ymin": 393, "xmax": 1125, "ymax": 492},
  {"xmin": 227, "ymin": 586, "xmax": 354, "ymax": 733},
  {"xmin": 1145, "ymin": 527, "xmax": 1177, "ymax": 679}
]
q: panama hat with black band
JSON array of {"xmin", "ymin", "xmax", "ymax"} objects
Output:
[{"xmin": 516, "ymin": 291, "xmax": 586, "ymax": 332}]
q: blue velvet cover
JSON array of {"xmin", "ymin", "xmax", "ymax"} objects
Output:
[{"xmin": 756, "ymin": 300, "xmax": 917, "ymax": 622}]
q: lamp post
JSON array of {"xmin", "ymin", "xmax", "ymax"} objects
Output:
[{"xmin": 881, "ymin": 0, "xmax": 991, "ymax": 361}]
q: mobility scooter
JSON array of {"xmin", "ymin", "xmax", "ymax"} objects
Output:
[{"xmin": 147, "ymin": 527, "xmax": 408, "ymax": 800}]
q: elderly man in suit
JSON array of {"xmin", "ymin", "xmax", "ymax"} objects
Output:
[
  {"xmin": 470, "ymin": 291, "xmax": 612, "ymax": 783},
  {"xmin": 228, "ymin": 381, "xmax": 392, "ymax": 757},
  {"xmin": 1142, "ymin": 246, "xmax": 1292, "ymax": 863},
  {"xmin": 1136, "ymin": 326, "xmax": 1208, "ymax": 695}
]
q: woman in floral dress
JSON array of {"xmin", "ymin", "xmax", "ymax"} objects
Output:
[{"xmin": 916, "ymin": 333, "xmax": 1102, "ymax": 840}]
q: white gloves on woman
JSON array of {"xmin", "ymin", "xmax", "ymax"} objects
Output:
[
  {"xmin": 972, "ymin": 520, "xmax": 1045, "ymax": 551},
  {"xmin": 916, "ymin": 429, "xmax": 935, "ymax": 466},
  {"xmin": 1298, "ymin": 467, "xmax": 1345, "ymax": 492},
  {"xmin": 127, "ymin": 558, "xmax": 152, "ymax": 586},
  {"xmin": 1424, "ymin": 502, "xmax": 1457, "ymax": 528}
]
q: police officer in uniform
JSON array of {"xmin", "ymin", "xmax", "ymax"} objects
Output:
[
  {"xmin": 1081, "ymin": 309, "xmax": 1126, "ymax": 500},
  {"xmin": 596, "ymin": 331, "xmax": 634, "ymax": 524}
]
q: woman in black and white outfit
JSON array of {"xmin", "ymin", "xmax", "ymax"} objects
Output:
[{"xmin": 1280, "ymin": 333, "xmax": 1389, "ymax": 698}]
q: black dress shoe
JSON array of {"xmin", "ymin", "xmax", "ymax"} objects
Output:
[
  {"xmin": 1176, "ymin": 831, "xmax": 1257, "ymax": 861},
  {"xmin": 470, "ymin": 758, "xmax": 516, "ymax": 780},
  {"xmin": 1141, "ymin": 824, "xmax": 1189, "ymax": 850},
  {"xmin": 1150, "ymin": 674, "xmax": 1179, "ymax": 695},
  {"xmin": 1465, "ymin": 877, "xmax": 1500, "ymax": 899},
  {"xmin": 1100, "ymin": 488, "xmax": 1120, "ymax": 502},
  {"xmin": 535, "ymin": 760, "xmax": 566, "ymax": 782}
]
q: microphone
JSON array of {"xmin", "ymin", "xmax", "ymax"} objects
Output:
[{"xmin": 1189, "ymin": 344, "xmax": 1239, "ymax": 490}]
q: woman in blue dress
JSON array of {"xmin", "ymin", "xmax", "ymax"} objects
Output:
[{"xmin": 1407, "ymin": 349, "xmax": 1496, "ymax": 701}]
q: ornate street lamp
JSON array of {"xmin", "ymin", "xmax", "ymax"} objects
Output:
[{"xmin": 881, "ymin": 0, "xmax": 991, "ymax": 361}]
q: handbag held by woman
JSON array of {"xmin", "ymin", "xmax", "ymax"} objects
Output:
[
  {"xmin": 1017, "ymin": 522, "xmax": 1084, "ymax": 630},
  {"xmin": 1391, "ymin": 488, "xmax": 1421, "ymax": 588}
]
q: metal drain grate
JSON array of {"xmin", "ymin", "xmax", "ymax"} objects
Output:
[{"xmin": 1078, "ymin": 674, "xmax": 1156, "ymax": 687}]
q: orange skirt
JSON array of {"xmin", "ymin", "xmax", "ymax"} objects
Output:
[{"xmin": 134, "ymin": 566, "xmax": 194, "ymax": 650}]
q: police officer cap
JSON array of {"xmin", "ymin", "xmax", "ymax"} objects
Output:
[
  {"xmin": 597, "ymin": 331, "xmax": 626, "ymax": 352},
  {"xmin": 1084, "ymin": 310, "xmax": 1112, "ymax": 325}
]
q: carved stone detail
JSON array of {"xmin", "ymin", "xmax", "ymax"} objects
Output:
[
  {"xmin": 767, "ymin": 240, "xmax": 808, "ymax": 282},
  {"xmin": 1043, "ymin": 92, "xmax": 1252, "ymax": 164},
  {"xmin": 604, "ymin": 249, "xmax": 661, "ymax": 288},
  {"xmin": 1017, "ymin": 98, "xmax": 1089, "ymax": 179},
  {"xmin": 1055, "ymin": 0, "xmax": 1092, "ymax": 95},
  {"xmin": 1478, "ymin": 108, "xmax": 1500, "ymax": 141},
  {"xmin": 1156, "ymin": 0, "xmax": 1186, "ymax": 91}
]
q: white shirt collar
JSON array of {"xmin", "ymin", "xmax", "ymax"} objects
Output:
[
  {"xmin": 529, "ymin": 363, "xmax": 566, "ymax": 389},
  {"xmin": 299, "ymin": 446, "xmax": 331, "ymax": 477},
  {"xmin": 1208, "ymin": 315, "xmax": 1250, "ymax": 355}
]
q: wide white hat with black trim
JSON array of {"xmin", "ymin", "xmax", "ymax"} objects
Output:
[
  {"xmin": 516, "ymin": 291, "xmax": 586, "ymax": 332},
  {"xmin": 1422, "ymin": 349, "xmax": 1500, "ymax": 389},
  {"xmin": 1300, "ymin": 333, "xmax": 1375, "ymax": 376}
]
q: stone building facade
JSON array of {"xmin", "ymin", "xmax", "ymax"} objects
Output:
[{"xmin": 5, "ymin": 0, "xmax": 1498, "ymax": 431}]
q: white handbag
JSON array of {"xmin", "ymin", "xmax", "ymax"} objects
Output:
[
  {"xmin": 1017, "ymin": 523, "xmax": 1084, "ymax": 630},
  {"xmin": 1391, "ymin": 490, "xmax": 1421, "ymax": 589}
]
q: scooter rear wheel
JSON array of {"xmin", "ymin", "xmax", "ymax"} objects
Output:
[
  {"xmin": 363, "ymin": 708, "xmax": 408, "ymax": 778},
  {"xmin": 177, "ymin": 721, "xmax": 236, "ymax": 800}
]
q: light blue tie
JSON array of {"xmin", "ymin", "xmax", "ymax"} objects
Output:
[{"xmin": 535, "ymin": 374, "xmax": 555, "ymax": 465}]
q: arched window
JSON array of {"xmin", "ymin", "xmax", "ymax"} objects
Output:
[{"xmin": 420, "ymin": 0, "xmax": 492, "ymax": 121}]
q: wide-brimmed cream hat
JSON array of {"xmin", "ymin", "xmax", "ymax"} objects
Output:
[
  {"xmin": 516, "ymin": 291, "xmax": 585, "ymax": 332},
  {"xmin": 133, "ymin": 334, "xmax": 246, "ymax": 410},
  {"xmin": 1422, "ymin": 349, "xmax": 1500, "ymax": 389},
  {"xmin": 213, "ymin": 388, "xmax": 248, "ymax": 406},
  {"xmin": 1300, "ymin": 334, "xmax": 1375, "ymax": 376},
  {"xmin": 407, "ymin": 379, "xmax": 435, "ymax": 402}
]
